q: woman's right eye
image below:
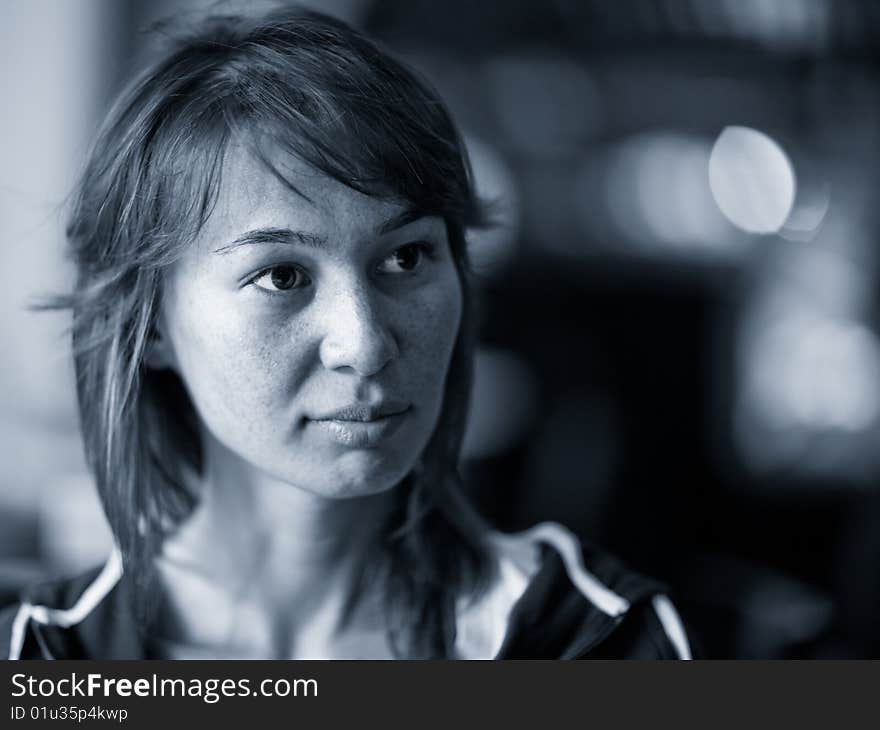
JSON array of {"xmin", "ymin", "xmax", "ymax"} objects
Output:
[{"xmin": 249, "ymin": 265, "xmax": 311, "ymax": 293}]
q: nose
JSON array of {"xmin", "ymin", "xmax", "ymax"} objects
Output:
[{"xmin": 317, "ymin": 283, "xmax": 399, "ymax": 376}]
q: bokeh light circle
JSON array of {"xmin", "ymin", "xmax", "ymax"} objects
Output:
[{"xmin": 709, "ymin": 126, "xmax": 796, "ymax": 234}]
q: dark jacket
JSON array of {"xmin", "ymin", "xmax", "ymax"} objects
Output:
[{"xmin": 0, "ymin": 522, "xmax": 692, "ymax": 660}]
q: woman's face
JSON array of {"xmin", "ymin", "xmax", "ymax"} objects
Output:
[{"xmin": 157, "ymin": 146, "xmax": 463, "ymax": 499}]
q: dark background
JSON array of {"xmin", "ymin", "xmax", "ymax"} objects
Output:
[{"xmin": 2, "ymin": 0, "xmax": 879, "ymax": 658}]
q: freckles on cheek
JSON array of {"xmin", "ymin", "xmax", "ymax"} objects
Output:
[
  {"xmin": 402, "ymin": 286, "xmax": 462, "ymax": 385},
  {"xmin": 173, "ymin": 302, "xmax": 312, "ymax": 432},
  {"xmin": 174, "ymin": 299, "xmax": 289, "ymax": 422}
]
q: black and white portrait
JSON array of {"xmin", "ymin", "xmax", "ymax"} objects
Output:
[{"xmin": 1, "ymin": 0, "xmax": 878, "ymax": 661}]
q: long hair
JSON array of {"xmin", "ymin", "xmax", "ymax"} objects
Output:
[{"xmin": 58, "ymin": 6, "xmax": 494, "ymax": 658}]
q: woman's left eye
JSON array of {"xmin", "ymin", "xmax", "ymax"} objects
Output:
[{"xmin": 376, "ymin": 242, "xmax": 434, "ymax": 275}]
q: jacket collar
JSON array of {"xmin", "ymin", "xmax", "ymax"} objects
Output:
[
  {"xmin": 463, "ymin": 524, "xmax": 665, "ymax": 659},
  {"xmin": 21, "ymin": 550, "xmax": 146, "ymax": 660},
  {"xmin": 19, "ymin": 522, "xmax": 665, "ymax": 659}
]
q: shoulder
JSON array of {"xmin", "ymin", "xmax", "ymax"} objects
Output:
[
  {"xmin": 1, "ymin": 551, "xmax": 128, "ymax": 660},
  {"xmin": 459, "ymin": 522, "xmax": 692, "ymax": 660}
]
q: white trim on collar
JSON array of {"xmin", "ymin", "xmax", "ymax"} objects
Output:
[
  {"xmin": 454, "ymin": 522, "xmax": 632, "ymax": 659},
  {"xmin": 651, "ymin": 594, "xmax": 692, "ymax": 660},
  {"xmin": 521, "ymin": 522, "xmax": 630, "ymax": 616},
  {"xmin": 7, "ymin": 548, "xmax": 123, "ymax": 660}
]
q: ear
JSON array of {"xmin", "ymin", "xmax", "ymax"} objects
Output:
[{"xmin": 143, "ymin": 320, "xmax": 177, "ymax": 371}]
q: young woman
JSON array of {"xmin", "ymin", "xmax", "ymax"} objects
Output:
[{"xmin": 1, "ymin": 7, "xmax": 691, "ymax": 660}]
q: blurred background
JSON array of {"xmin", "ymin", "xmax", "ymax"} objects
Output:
[{"xmin": 2, "ymin": 0, "xmax": 880, "ymax": 658}]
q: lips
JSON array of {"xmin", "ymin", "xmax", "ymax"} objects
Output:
[
  {"xmin": 312, "ymin": 400, "xmax": 410, "ymax": 423},
  {"xmin": 307, "ymin": 401, "xmax": 411, "ymax": 447}
]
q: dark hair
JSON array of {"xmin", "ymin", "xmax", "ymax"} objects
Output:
[{"xmin": 59, "ymin": 6, "xmax": 493, "ymax": 658}]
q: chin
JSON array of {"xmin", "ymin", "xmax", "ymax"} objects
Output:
[
  {"xmin": 305, "ymin": 453, "xmax": 414, "ymax": 501},
  {"xmin": 312, "ymin": 474, "xmax": 404, "ymax": 501}
]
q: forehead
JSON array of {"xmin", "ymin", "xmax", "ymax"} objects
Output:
[{"xmin": 195, "ymin": 143, "xmax": 412, "ymax": 249}]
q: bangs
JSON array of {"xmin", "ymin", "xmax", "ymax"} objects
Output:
[
  {"xmin": 150, "ymin": 11, "xmax": 486, "ymax": 248},
  {"xmin": 69, "ymin": 9, "xmax": 488, "ymax": 277}
]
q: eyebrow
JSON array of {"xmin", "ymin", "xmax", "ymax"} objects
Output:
[
  {"xmin": 214, "ymin": 206, "xmax": 427, "ymax": 255},
  {"xmin": 214, "ymin": 228, "xmax": 326, "ymax": 254}
]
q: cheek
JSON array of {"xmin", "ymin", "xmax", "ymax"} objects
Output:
[
  {"xmin": 398, "ymin": 278, "xmax": 462, "ymax": 393},
  {"xmin": 165, "ymin": 291, "xmax": 308, "ymax": 428}
]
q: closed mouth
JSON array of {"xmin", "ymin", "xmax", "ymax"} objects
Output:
[
  {"xmin": 310, "ymin": 403, "xmax": 411, "ymax": 423},
  {"xmin": 307, "ymin": 405, "xmax": 411, "ymax": 447}
]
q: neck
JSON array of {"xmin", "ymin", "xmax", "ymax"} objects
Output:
[{"xmin": 155, "ymin": 435, "xmax": 398, "ymax": 656}]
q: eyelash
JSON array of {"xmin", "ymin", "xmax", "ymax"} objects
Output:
[
  {"xmin": 245, "ymin": 242, "xmax": 438, "ymax": 295},
  {"xmin": 376, "ymin": 241, "xmax": 437, "ymax": 274},
  {"xmin": 247, "ymin": 264, "xmax": 311, "ymax": 294}
]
